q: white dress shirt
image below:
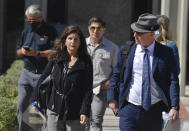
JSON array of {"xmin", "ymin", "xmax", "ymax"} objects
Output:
[{"xmin": 127, "ymin": 41, "xmax": 161, "ymax": 105}]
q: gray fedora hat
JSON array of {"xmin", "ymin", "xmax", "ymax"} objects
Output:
[{"xmin": 131, "ymin": 13, "xmax": 160, "ymax": 32}]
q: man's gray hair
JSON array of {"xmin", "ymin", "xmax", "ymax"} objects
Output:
[{"xmin": 25, "ymin": 4, "xmax": 42, "ymax": 17}]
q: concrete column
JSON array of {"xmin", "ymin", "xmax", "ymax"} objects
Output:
[
  {"xmin": 161, "ymin": 0, "xmax": 170, "ymax": 16},
  {"xmin": 169, "ymin": 0, "xmax": 179, "ymax": 41},
  {"xmin": 152, "ymin": 0, "xmax": 161, "ymax": 15},
  {"xmin": 177, "ymin": 0, "xmax": 188, "ymax": 96},
  {"xmin": 0, "ymin": 0, "xmax": 7, "ymax": 74}
]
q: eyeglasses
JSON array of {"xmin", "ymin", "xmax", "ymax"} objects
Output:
[
  {"xmin": 26, "ymin": 18, "xmax": 40, "ymax": 23},
  {"xmin": 133, "ymin": 31, "xmax": 146, "ymax": 36},
  {"xmin": 90, "ymin": 26, "xmax": 103, "ymax": 32},
  {"xmin": 26, "ymin": 20, "xmax": 40, "ymax": 23}
]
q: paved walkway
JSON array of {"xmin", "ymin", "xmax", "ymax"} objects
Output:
[
  {"xmin": 179, "ymin": 86, "xmax": 189, "ymax": 130},
  {"xmin": 103, "ymin": 108, "xmax": 119, "ymax": 131},
  {"xmin": 102, "ymin": 86, "xmax": 189, "ymax": 131}
]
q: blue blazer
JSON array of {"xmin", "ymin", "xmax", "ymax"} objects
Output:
[
  {"xmin": 167, "ymin": 41, "xmax": 180, "ymax": 75},
  {"xmin": 107, "ymin": 41, "xmax": 180, "ymax": 111}
]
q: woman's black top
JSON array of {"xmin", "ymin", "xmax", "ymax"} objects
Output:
[{"xmin": 34, "ymin": 51, "xmax": 93, "ymax": 120}]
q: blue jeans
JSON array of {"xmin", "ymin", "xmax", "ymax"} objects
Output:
[
  {"xmin": 17, "ymin": 69, "xmax": 41, "ymax": 131},
  {"xmin": 119, "ymin": 101, "xmax": 165, "ymax": 131}
]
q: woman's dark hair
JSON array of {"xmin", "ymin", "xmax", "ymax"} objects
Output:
[{"xmin": 49, "ymin": 25, "xmax": 90, "ymax": 61}]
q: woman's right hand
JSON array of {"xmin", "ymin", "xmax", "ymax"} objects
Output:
[{"xmin": 80, "ymin": 114, "xmax": 88, "ymax": 125}]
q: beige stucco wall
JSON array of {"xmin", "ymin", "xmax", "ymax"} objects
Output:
[{"xmin": 161, "ymin": 0, "xmax": 188, "ymax": 96}]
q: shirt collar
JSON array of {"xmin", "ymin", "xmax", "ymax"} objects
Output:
[
  {"xmin": 146, "ymin": 40, "xmax": 155, "ymax": 54},
  {"xmin": 87, "ymin": 37, "xmax": 105, "ymax": 47},
  {"xmin": 29, "ymin": 20, "xmax": 46, "ymax": 33},
  {"xmin": 136, "ymin": 40, "xmax": 155, "ymax": 54}
]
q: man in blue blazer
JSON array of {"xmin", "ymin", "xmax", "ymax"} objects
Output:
[{"xmin": 107, "ymin": 13, "xmax": 180, "ymax": 131}]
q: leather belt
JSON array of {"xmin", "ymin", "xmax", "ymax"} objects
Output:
[
  {"xmin": 127, "ymin": 102, "xmax": 144, "ymax": 109},
  {"xmin": 127, "ymin": 101, "xmax": 163, "ymax": 110},
  {"xmin": 26, "ymin": 68, "xmax": 43, "ymax": 74},
  {"xmin": 30, "ymin": 69, "xmax": 42, "ymax": 74}
]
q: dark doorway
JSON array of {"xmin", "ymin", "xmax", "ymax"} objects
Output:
[
  {"xmin": 47, "ymin": 0, "xmax": 67, "ymax": 24},
  {"xmin": 7, "ymin": 1, "xmax": 25, "ymax": 31},
  {"xmin": 47, "ymin": 0, "xmax": 68, "ymax": 37},
  {"xmin": 5, "ymin": 0, "xmax": 25, "ymax": 73},
  {"xmin": 130, "ymin": 0, "xmax": 153, "ymax": 41},
  {"xmin": 132, "ymin": 0, "xmax": 152, "ymax": 22}
]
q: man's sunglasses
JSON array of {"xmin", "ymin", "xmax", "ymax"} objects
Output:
[
  {"xmin": 90, "ymin": 26, "xmax": 103, "ymax": 32},
  {"xmin": 26, "ymin": 19, "xmax": 40, "ymax": 23},
  {"xmin": 133, "ymin": 31, "xmax": 146, "ymax": 35}
]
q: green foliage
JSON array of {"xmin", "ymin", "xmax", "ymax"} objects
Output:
[
  {"xmin": 0, "ymin": 97, "xmax": 18, "ymax": 131},
  {"xmin": 0, "ymin": 60, "xmax": 24, "ymax": 131},
  {"xmin": 0, "ymin": 60, "xmax": 24, "ymax": 98}
]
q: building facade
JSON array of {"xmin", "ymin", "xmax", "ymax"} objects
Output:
[
  {"xmin": 160, "ymin": 0, "xmax": 189, "ymax": 96},
  {"xmin": 0, "ymin": 0, "xmax": 188, "ymax": 96}
]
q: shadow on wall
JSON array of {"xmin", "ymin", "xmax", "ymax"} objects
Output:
[{"xmin": 51, "ymin": 23, "xmax": 68, "ymax": 37}]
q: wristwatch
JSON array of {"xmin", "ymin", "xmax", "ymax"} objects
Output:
[
  {"xmin": 172, "ymin": 106, "xmax": 179, "ymax": 111},
  {"xmin": 37, "ymin": 51, "xmax": 40, "ymax": 57}
]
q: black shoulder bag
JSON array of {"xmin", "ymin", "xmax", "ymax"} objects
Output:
[
  {"xmin": 114, "ymin": 41, "xmax": 134, "ymax": 116},
  {"xmin": 38, "ymin": 66, "xmax": 54, "ymax": 110},
  {"xmin": 118, "ymin": 41, "xmax": 134, "ymax": 85}
]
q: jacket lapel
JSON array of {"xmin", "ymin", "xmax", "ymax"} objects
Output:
[
  {"xmin": 123, "ymin": 43, "xmax": 137, "ymax": 90},
  {"xmin": 152, "ymin": 41, "xmax": 159, "ymax": 75},
  {"xmin": 119, "ymin": 43, "xmax": 136, "ymax": 108},
  {"xmin": 125, "ymin": 44, "xmax": 136, "ymax": 79}
]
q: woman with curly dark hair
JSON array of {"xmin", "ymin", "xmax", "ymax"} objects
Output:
[{"xmin": 34, "ymin": 25, "xmax": 93, "ymax": 131}]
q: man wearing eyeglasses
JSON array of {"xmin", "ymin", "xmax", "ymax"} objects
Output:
[
  {"xmin": 107, "ymin": 13, "xmax": 180, "ymax": 131},
  {"xmin": 85, "ymin": 17, "xmax": 119, "ymax": 131},
  {"xmin": 16, "ymin": 4, "xmax": 57, "ymax": 131}
]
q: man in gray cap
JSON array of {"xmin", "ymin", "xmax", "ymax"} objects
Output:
[{"xmin": 107, "ymin": 13, "xmax": 180, "ymax": 131}]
